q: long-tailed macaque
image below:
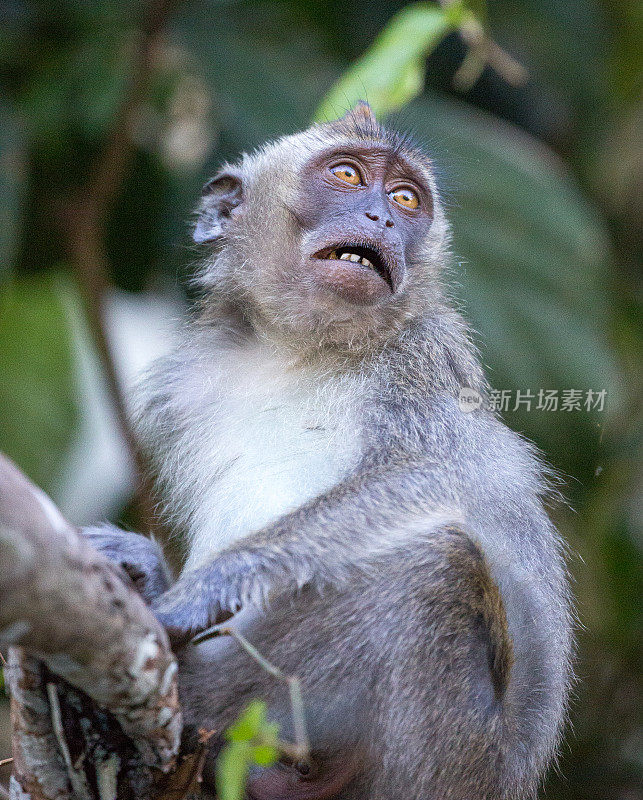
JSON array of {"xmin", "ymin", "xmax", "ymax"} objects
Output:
[{"xmin": 86, "ymin": 103, "xmax": 573, "ymax": 799}]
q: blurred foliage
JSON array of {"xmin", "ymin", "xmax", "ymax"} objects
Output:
[
  {"xmin": 0, "ymin": 273, "xmax": 80, "ymax": 493},
  {"xmin": 0, "ymin": 0, "xmax": 640, "ymax": 797},
  {"xmin": 0, "ymin": 102, "xmax": 24, "ymax": 279}
]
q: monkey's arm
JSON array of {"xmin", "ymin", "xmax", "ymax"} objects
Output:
[{"xmin": 152, "ymin": 458, "xmax": 462, "ymax": 635}]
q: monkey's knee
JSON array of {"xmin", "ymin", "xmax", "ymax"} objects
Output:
[{"xmin": 379, "ymin": 529, "xmax": 558, "ymax": 798}]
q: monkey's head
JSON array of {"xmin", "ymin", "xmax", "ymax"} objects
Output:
[{"xmin": 194, "ymin": 103, "xmax": 450, "ymax": 352}]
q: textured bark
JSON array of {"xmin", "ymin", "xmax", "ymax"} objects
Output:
[{"xmin": 0, "ymin": 454, "xmax": 183, "ymax": 800}]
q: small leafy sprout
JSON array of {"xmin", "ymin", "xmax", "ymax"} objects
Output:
[{"xmin": 215, "ymin": 701, "xmax": 280, "ymax": 800}]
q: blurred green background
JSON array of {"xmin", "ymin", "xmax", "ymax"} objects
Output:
[{"xmin": 0, "ymin": 1, "xmax": 641, "ymax": 797}]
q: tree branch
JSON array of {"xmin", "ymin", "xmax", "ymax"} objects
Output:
[{"xmin": 0, "ymin": 454, "xmax": 182, "ymax": 800}]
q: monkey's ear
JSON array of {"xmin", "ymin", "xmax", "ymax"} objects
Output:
[
  {"xmin": 339, "ymin": 101, "xmax": 377, "ymax": 126},
  {"xmin": 193, "ymin": 171, "xmax": 243, "ymax": 244}
]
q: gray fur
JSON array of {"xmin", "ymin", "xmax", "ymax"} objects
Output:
[
  {"xmin": 88, "ymin": 106, "xmax": 573, "ymax": 799},
  {"xmin": 83, "ymin": 524, "xmax": 172, "ymax": 603}
]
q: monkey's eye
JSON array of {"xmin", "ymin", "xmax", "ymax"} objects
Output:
[
  {"xmin": 388, "ymin": 187, "xmax": 420, "ymax": 210},
  {"xmin": 330, "ymin": 164, "xmax": 362, "ymax": 186}
]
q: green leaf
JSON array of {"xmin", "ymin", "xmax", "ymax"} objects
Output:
[
  {"xmin": 0, "ymin": 274, "xmax": 81, "ymax": 496},
  {"xmin": 465, "ymin": 0, "xmax": 487, "ymax": 22},
  {"xmin": 0, "ymin": 101, "xmax": 25, "ymax": 281},
  {"xmin": 217, "ymin": 702, "xmax": 281, "ymax": 798},
  {"xmin": 225, "ymin": 700, "xmax": 269, "ymax": 743},
  {"xmin": 251, "ymin": 744, "xmax": 279, "ymax": 767},
  {"xmin": 216, "ymin": 741, "xmax": 252, "ymax": 800},
  {"xmin": 315, "ymin": 1, "xmax": 468, "ymax": 121}
]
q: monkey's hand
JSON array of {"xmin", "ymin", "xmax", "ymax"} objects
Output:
[
  {"xmin": 150, "ymin": 552, "xmax": 262, "ymax": 641},
  {"xmin": 83, "ymin": 524, "xmax": 173, "ymax": 604}
]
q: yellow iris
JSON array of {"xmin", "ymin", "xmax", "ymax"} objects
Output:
[
  {"xmin": 389, "ymin": 188, "xmax": 419, "ymax": 209},
  {"xmin": 331, "ymin": 164, "xmax": 361, "ymax": 185}
]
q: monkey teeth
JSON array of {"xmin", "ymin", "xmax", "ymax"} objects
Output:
[
  {"xmin": 317, "ymin": 245, "xmax": 393, "ymax": 289},
  {"xmin": 327, "ymin": 250, "xmax": 374, "ymax": 269}
]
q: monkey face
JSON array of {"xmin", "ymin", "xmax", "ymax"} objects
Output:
[
  {"xmin": 296, "ymin": 142, "xmax": 435, "ymax": 307},
  {"xmin": 193, "ymin": 105, "xmax": 450, "ymax": 350}
]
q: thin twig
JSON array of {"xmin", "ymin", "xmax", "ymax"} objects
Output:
[
  {"xmin": 456, "ymin": 18, "xmax": 527, "ymax": 89},
  {"xmin": 485, "ymin": 38, "xmax": 528, "ymax": 86},
  {"xmin": 192, "ymin": 624, "xmax": 311, "ymax": 762},
  {"xmin": 438, "ymin": 0, "xmax": 527, "ymax": 90},
  {"xmin": 0, "ymin": 759, "xmax": 12, "ymax": 768}
]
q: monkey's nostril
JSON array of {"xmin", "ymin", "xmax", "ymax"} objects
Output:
[
  {"xmin": 365, "ymin": 211, "xmax": 379, "ymax": 221},
  {"xmin": 385, "ymin": 219, "xmax": 394, "ymax": 227}
]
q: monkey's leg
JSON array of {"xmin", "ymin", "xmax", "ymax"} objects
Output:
[{"xmin": 178, "ymin": 528, "xmax": 536, "ymax": 800}]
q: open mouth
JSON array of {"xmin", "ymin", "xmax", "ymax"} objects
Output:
[{"xmin": 313, "ymin": 244, "xmax": 393, "ymax": 290}]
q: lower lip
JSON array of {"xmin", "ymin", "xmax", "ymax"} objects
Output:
[{"xmin": 310, "ymin": 257, "xmax": 393, "ymax": 306}]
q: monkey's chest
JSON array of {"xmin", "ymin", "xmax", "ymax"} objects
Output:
[{"xmin": 182, "ymin": 362, "xmax": 361, "ymax": 569}]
